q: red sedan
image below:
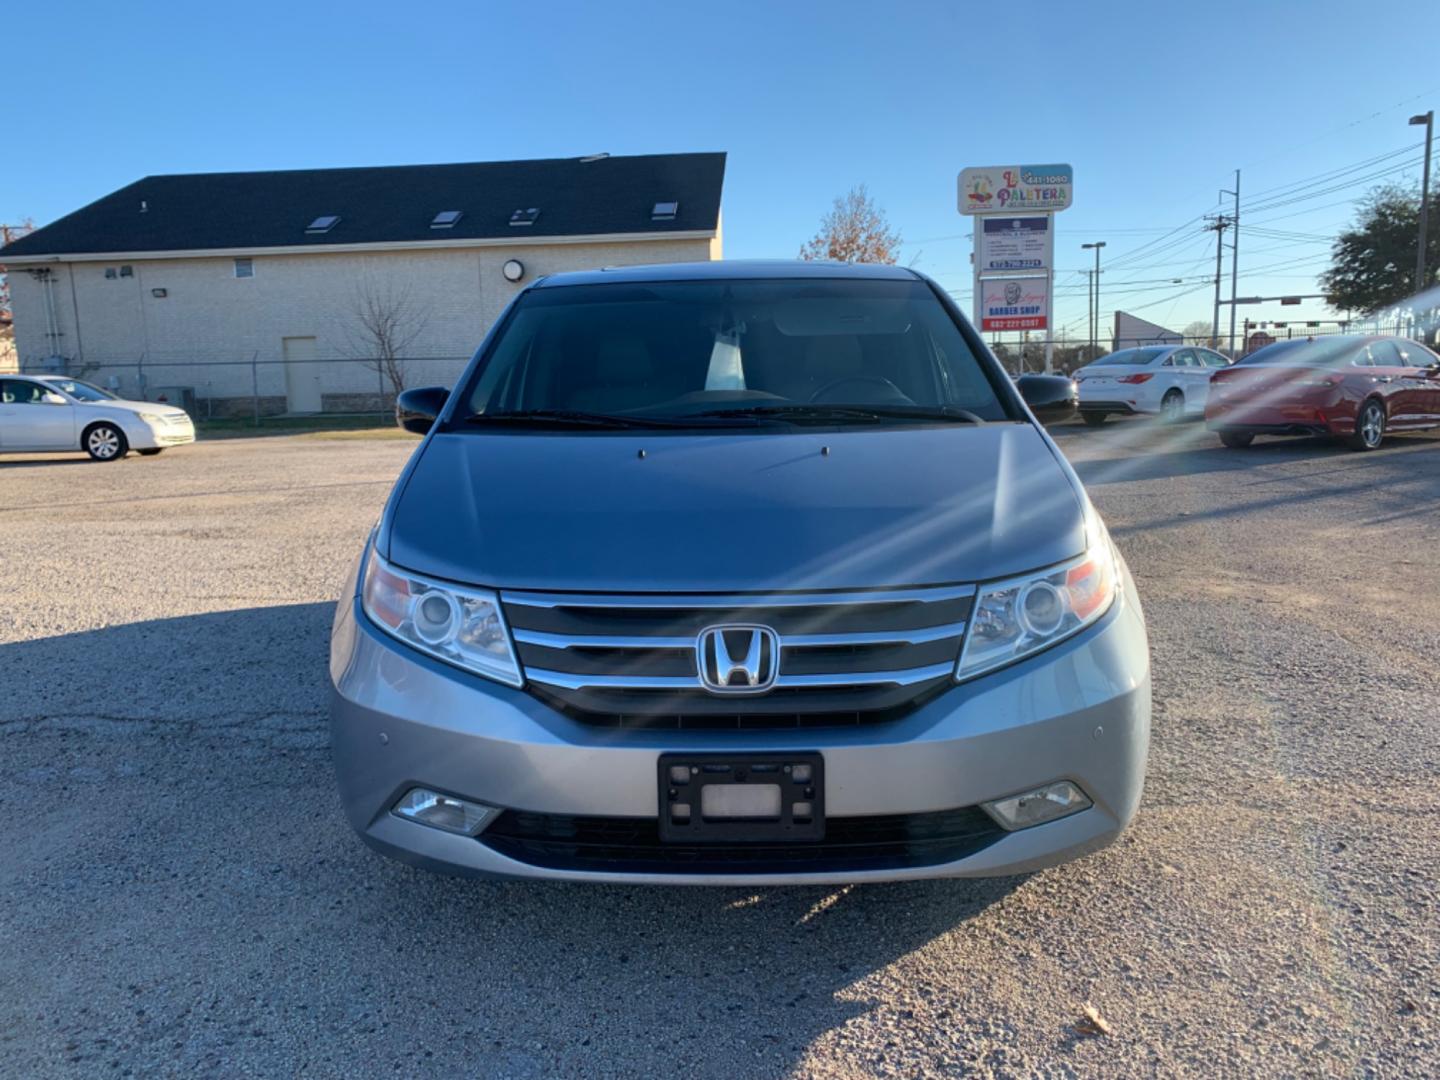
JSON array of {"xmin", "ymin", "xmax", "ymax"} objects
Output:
[{"xmin": 1206, "ymin": 335, "xmax": 1440, "ymax": 451}]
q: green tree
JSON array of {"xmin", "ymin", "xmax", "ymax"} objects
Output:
[
  {"xmin": 1321, "ymin": 184, "xmax": 1439, "ymax": 316},
  {"xmin": 799, "ymin": 185, "xmax": 901, "ymax": 264}
]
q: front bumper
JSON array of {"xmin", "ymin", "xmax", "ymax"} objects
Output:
[
  {"xmin": 329, "ymin": 560, "xmax": 1151, "ymax": 885},
  {"xmin": 128, "ymin": 420, "xmax": 197, "ymax": 449}
]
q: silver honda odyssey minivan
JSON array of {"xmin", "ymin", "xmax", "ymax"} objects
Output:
[{"xmin": 329, "ymin": 260, "xmax": 1150, "ymax": 884}]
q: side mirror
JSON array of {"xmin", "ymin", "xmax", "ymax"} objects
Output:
[
  {"xmin": 1015, "ymin": 373, "xmax": 1078, "ymax": 423},
  {"xmin": 41, "ymin": 391, "xmax": 68, "ymax": 405},
  {"xmin": 395, "ymin": 386, "xmax": 450, "ymax": 435}
]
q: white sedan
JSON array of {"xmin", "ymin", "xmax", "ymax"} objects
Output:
[
  {"xmin": 1074, "ymin": 345, "xmax": 1232, "ymax": 425},
  {"xmin": 0, "ymin": 375, "xmax": 195, "ymax": 461}
]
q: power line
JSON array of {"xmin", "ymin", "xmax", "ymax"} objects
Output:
[
  {"xmin": 1241, "ymin": 142, "xmax": 1420, "ymax": 204},
  {"xmin": 1237, "ymin": 86, "xmax": 1440, "ymax": 171},
  {"xmin": 1244, "ymin": 154, "xmax": 1424, "ymax": 215}
]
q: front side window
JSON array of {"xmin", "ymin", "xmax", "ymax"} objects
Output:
[
  {"xmin": 1365, "ymin": 340, "xmax": 1402, "ymax": 367},
  {"xmin": 45, "ymin": 379, "xmax": 116, "ymax": 402},
  {"xmin": 455, "ymin": 278, "xmax": 1012, "ymax": 430}
]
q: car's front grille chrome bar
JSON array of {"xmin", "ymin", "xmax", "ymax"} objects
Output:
[
  {"xmin": 502, "ymin": 585, "xmax": 976, "ymax": 609},
  {"xmin": 511, "ymin": 620, "xmax": 968, "ymax": 652},
  {"xmin": 524, "ymin": 662, "xmax": 960, "ymax": 693}
]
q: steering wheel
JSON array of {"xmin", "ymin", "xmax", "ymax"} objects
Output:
[{"xmin": 808, "ymin": 375, "xmax": 909, "ymax": 404}]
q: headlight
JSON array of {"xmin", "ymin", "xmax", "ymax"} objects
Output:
[
  {"xmin": 360, "ymin": 546, "xmax": 523, "ymax": 687},
  {"xmin": 956, "ymin": 531, "xmax": 1119, "ymax": 683},
  {"xmin": 137, "ymin": 412, "xmax": 165, "ymax": 425}
]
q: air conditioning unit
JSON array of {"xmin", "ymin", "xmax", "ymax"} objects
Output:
[{"xmin": 149, "ymin": 385, "xmax": 198, "ymax": 413}]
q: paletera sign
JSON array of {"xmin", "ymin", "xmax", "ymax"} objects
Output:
[
  {"xmin": 958, "ymin": 164, "xmax": 1073, "ymax": 215},
  {"xmin": 980, "ymin": 277, "xmax": 1049, "ymax": 331}
]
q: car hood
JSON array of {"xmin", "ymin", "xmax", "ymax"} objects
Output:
[
  {"xmin": 386, "ymin": 423, "xmax": 1087, "ymax": 592},
  {"xmin": 83, "ymin": 399, "xmax": 180, "ymax": 415}
]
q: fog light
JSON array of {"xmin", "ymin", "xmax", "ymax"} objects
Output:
[
  {"xmin": 392, "ymin": 788, "xmax": 498, "ymax": 836},
  {"xmin": 982, "ymin": 780, "xmax": 1091, "ymax": 831}
]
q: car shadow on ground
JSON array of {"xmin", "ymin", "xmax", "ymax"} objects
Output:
[{"xmin": 2, "ymin": 604, "xmax": 1029, "ymax": 1075}]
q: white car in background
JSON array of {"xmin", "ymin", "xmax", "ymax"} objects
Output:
[
  {"xmin": 0, "ymin": 375, "xmax": 195, "ymax": 461},
  {"xmin": 1074, "ymin": 345, "xmax": 1232, "ymax": 425}
]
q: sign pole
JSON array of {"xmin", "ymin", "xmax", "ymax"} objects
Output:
[{"xmin": 1045, "ymin": 201, "xmax": 1061, "ymax": 361}]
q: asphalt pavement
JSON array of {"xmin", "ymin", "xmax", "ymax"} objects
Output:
[{"xmin": 1, "ymin": 419, "xmax": 1436, "ymax": 1078}]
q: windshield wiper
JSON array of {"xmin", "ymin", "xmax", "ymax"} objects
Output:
[
  {"xmin": 464, "ymin": 408, "xmax": 777, "ymax": 430},
  {"xmin": 687, "ymin": 404, "xmax": 987, "ymax": 425},
  {"xmin": 466, "ymin": 409, "xmax": 695, "ymax": 430}
]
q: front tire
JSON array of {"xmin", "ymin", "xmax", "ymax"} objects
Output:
[
  {"xmin": 1161, "ymin": 390, "xmax": 1185, "ymax": 424},
  {"xmin": 1347, "ymin": 399, "xmax": 1385, "ymax": 451},
  {"xmin": 1081, "ymin": 411, "xmax": 1108, "ymax": 427},
  {"xmin": 1219, "ymin": 429, "xmax": 1254, "ymax": 449},
  {"xmin": 84, "ymin": 423, "xmax": 128, "ymax": 462}
]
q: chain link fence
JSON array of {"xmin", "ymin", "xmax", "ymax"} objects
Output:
[{"xmin": 16, "ymin": 352, "xmax": 472, "ymax": 423}]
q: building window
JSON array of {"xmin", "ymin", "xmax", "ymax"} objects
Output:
[
  {"xmin": 118, "ymin": 265, "xmax": 133, "ymax": 278},
  {"xmin": 234, "ymin": 258, "xmax": 254, "ymax": 279},
  {"xmin": 104, "ymin": 268, "xmax": 117, "ymax": 279}
]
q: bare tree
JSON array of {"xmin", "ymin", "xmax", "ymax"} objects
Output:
[
  {"xmin": 1, "ymin": 219, "xmax": 37, "ymax": 320},
  {"xmin": 347, "ymin": 276, "xmax": 429, "ymax": 399},
  {"xmin": 799, "ymin": 185, "xmax": 902, "ymax": 264},
  {"xmin": 1181, "ymin": 320, "xmax": 1213, "ymax": 345}
]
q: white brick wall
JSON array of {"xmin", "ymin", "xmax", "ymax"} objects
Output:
[{"xmin": 8, "ymin": 236, "xmax": 715, "ymax": 405}]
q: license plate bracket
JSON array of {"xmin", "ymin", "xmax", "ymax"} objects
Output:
[{"xmin": 657, "ymin": 752, "xmax": 824, "ymax": 843}]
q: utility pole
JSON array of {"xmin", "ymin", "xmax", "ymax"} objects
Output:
[
  {"xmin": 1083, "ymin": 241, "xmax": 1105, "ymax": 357},
  {"xmin": 1083, "ymin": 269, "xmax": 1094, "ymax": 361},
  {"xmin": 1225, "ymin": 171, "xmax": 1240, "ymax": 355},
  {"xmin": 1207, "ymin": 215, "xmax": 1231, "ymax": 347},
  {"xmin": 1411, "ymin": 111, "xmax": 1434, "ymax": 296}
]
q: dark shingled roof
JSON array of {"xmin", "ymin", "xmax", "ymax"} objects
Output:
[{"xmin": 1, "ymin": 152, "xmax": 725, "ymax": 258}]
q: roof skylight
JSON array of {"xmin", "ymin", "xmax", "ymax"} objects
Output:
[
  {"xmin": 431, "ymin": 210, "xmax": 463, "ymax": 229},
  {"xmin": 509, "ymin": 208, "xmax": 539, "ymax": 227},
  {"xmin": 652, "ymin": 201, "xmax": 679, "ymax": 221},
  {"xmin": 305, "ymin": 215, "xmax": 341, "ymax": 234}
]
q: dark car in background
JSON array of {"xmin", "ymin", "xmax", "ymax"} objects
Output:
[{"xmin": 1206, "ymin": 335, "xmax": 1440, "ymax": 450}]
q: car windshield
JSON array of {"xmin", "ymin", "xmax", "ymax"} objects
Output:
[
  {"xmin": 455, "ymin": 278, "xmax": 1012, "ymax": 430},
  {"xmin": 45, "ymin": 378, "xmax": 117, "ymax": 401},
  {"xmin": 1087, "ymin": 348, "xmax": 1166, "ymax": 366},
  {"xmin": 1238, "ymin": 339, "xmax": 1364, "ymax": 366}
]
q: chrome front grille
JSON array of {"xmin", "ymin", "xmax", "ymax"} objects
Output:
[{"xmin": 501, "ymin": 585, "xmax": 973, "ymax": 728}]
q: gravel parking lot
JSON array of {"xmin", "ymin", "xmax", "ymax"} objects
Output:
[{"xmin": 2, "ymin": 420, "xmax": 1437, "ymax": 1078}]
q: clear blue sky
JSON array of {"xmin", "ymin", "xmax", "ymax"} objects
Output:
[{"xmin": 6, "ymin": 0, "xmax": 1438, "ymax": 342}]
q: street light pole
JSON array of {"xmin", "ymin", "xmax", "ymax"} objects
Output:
[
  {"xmin": 1083, "ymin": 242, "xmax": 1106, "ymax": 357},
  {"xmin": 1411, "ymin": 111, "xmax": 1433, "ymax": 295}
]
